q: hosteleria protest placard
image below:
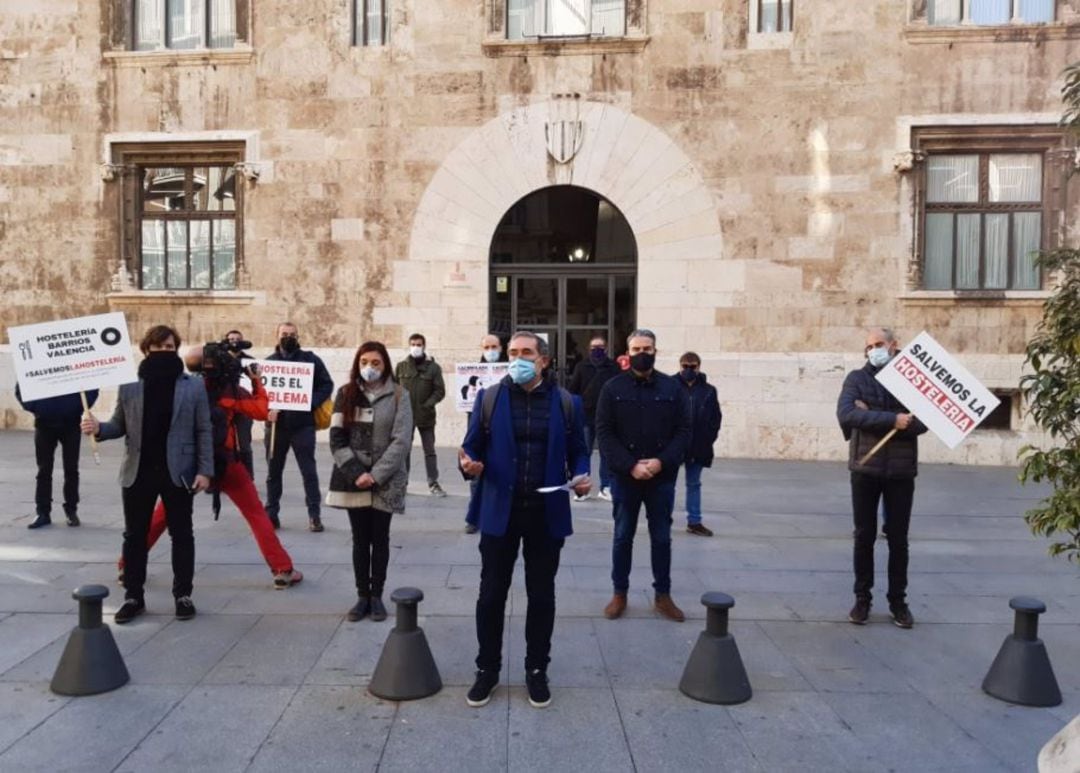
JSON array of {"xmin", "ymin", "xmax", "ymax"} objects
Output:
[
  {"xmin": 876, "ymin": 331, "xmax": 1000, "ymax": 449},
  {"xmin": 8, "ymin": 312, "xmax": 138, "ymax": 401},
  {"xmin": 252, "ymin": 359, "xmax": 314, "ymax": 411}
]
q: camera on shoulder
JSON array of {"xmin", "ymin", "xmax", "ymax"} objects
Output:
[{"xmin": 202, "ymin": 341, "xmax": 243, "ymax": 384}]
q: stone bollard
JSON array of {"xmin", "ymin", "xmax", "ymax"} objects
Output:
[
  {"xmin": 368, "ymin": 587, "xmax": 442, "ymax": 701},
  {"xmin": 982, "ymin": 596, "xmax": 1062, "ymax": 707},
  {"xmin": 50, "ymin": 585, "xmax": 130, "ymax": 696},
  {"xmin": 678, "ymin": 592, "xmax": 752, "ymax": 705}
]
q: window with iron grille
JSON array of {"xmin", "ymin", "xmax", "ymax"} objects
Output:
[
  {"xmin": 926, "ymin": 0, "xmax": 1055, "ymax": 25},
  {"xmin": 757, "ymin": 0, "xmax": 793, "ymax": 32},
  {"xmin": 507, "ymin": 0, "xmax": 626, "ymax": 38},
  {"xmin": 133, "ymin": 0, "xmax": 237, "ymax": 50},
  {"xmin": 355, "ymin": 0, "xmax": 388, "ymax": 46},
  {"xmin": 913, "ymin": 127, "xmax": 1067, "ymax": 291},
  {"xmin": 113, "ymin": 143, "xmax": 244, "ymax": 291}
]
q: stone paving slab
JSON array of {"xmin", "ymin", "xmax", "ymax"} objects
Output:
[{"xmin": 0, "ymin": 435, "xmax": 1076, "ymax": 771}]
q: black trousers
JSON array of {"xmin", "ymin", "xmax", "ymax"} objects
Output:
[
  {"xmin": 34, "ymin": 422, "xmax": 82, "ymax": 516},
  {"xmin": 347, "ymin": 507, "xmax": 393, "ymax": 597},
  {"xmin": 851, "ymin": 472, "xmax": 914, "ymax": 605},
  {"xmin": 121, "ymin": 464, "xmax": 195, "ymax": 602},
  {"xmin": 475, "ymin": 498, "xmax": 564, "ymax": 673}
]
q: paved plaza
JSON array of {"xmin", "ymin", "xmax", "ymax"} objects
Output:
[{"xmin": 0, "ymin": 431, "xmax": 1076, "ymax": 772}]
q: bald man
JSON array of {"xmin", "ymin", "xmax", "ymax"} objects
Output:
[{"xmin": 836, "ymin": 327, "xmax": 927, "ymax": 630}]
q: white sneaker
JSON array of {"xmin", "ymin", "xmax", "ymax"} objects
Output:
[
  {"xmin": 598, "ymin": 487, "xmax": 612, "ymax": 501},
  {"xmin": 573, "ymin": 493, "xmax": 588, "ymax": 502}
]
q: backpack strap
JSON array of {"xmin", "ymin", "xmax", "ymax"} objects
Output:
[{"xmin": 481, "ymin": 383, "xmax": 501, "ymax": 434}]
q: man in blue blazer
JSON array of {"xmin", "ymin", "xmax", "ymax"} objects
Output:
[
  {"xmin": 458, "ymin": 331, "xmax": 590, "ymax": 710},
  {"xmin": 83, "ymin": 325, "xmax": 213, "ymax": 624}
]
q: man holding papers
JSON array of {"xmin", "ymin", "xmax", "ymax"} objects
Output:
[{"xmin": 459, "ymin": 331, "xmax": 590, "ymax": 709}]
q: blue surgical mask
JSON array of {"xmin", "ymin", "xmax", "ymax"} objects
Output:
[
  {"xmin": 482, "ymin": 349, "xmax": 501, "ymax": 363},
  {"xmin": 508, "ymin": 357, "xmax": 537, "ymax": 385},
  {"xmin": 867, "ymin": 347, "xmax": 892, "ymax": 368}
]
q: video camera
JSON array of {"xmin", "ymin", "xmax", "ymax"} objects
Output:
[
  {"xmin": 202, "ymin": 339, "xmax": 257, "ymax": 385},
  {"xmin": 223, "ymin": 338, "xmax": 252, "ymax": 355}
]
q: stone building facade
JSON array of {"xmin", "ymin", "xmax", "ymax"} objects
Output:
[{"xmin": 2, "ymin": 0, "xmax": 1079, "ymax": 464}]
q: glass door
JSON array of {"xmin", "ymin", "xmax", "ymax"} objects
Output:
[{"xmin": 499, "ymin": 273, "xmax": 635, "ymax": 384}]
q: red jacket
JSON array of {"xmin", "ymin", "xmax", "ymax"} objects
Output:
[{"xmin": 214, "ymin": 378, "xmax": 269, "ymax": 452}]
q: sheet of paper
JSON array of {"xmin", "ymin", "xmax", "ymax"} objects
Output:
[{"xmin": 536, "ymin": 473, "xmax": 589, "ymax": 494}]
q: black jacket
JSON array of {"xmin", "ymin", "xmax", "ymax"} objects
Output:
[
  {"xmin": 567, "ymin": 357, "xmax": 620, "ymax": 421},
  {"xmin": 16, "ymin": 385, "xmax": 98, "ymax": 428},
  {"xmin": 837, "ymin": 362, "xmax": 928, "ymax": 479},
  {"xmin": 595, "ymin": 370, "xmax": 692, "ymax": 484},
  {"xmin": 265, "ymin": 347, "xmax": 334, "ymax": 430},
  {"xmin": 680, "ymin": 374, "xmax": 722, "ymax": 466}
]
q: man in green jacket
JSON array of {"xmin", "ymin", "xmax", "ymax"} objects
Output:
[{"xmin": 394, "ymin": 333, "xmax": 447, "ymax": 496}]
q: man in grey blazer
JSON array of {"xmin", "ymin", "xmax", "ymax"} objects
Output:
[{"xmin": 83, "ymin": 325, "xmax": 213, "ymax": 624}]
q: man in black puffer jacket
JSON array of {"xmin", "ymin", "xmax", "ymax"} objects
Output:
[{"xmin": 837, "ymin": 327, "xmax": 927, "ymax": 630}]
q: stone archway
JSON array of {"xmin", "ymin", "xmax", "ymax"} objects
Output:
[{"xmin": 389, "ymin": 100, "xmax": 726, "ymax": 355}]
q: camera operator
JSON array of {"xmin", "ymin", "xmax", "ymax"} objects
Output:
[
  {"xmin": 224, "ymin": 330, "xmax": 256, "ymax": 478},
  {"xmin": 132, "ymin": 341, "xmax": 304, "ymax": 590}
]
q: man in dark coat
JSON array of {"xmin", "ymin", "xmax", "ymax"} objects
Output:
[
  {"xmin": 676, "ymin": 352, "xmax": 722, "ymax": 537},
  {"xmin": 264, "ymin": 321, "xmax": 334, "ymax": 532},
  {"xmin": 567, "ymin": 334, "xmax": 619, "ymax": 501},
  {"xmin": 596, "ymin": 329, "xmax": 692, "ymax": 623},
  {"xmin": 394, "ymin": 332, "xmax": 447, "ymax": 497},
  {"xmin": 17, "ymin": 385, "xmax": 98, "ymax": 528},
  {"xmin": 836, "ymin": 327, "xmax": 927, "ymax": 630}
]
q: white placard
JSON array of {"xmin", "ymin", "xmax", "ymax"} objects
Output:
[
  {"xmin": 253, "ymin": 359, "xmax": 314, "ymax": 412},
  {"xmin": 455, "ymin": 362, "xmax": 509, "ymax": 413},
  {"xmin": 876, "ymin": 331, "xmax": 1001, "ymax": 449},
  {"xmin": 8, "ymin": 312, "xmax": 138, "ymax": 401}
]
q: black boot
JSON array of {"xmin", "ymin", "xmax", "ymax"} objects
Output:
[
  {"xmin": 27, "ymin": 513, "xmax": 51, "ymax": 529},
  {"xmin": 369, "ymin": 596, "xmax": 387, "ymax": 622},
  {"xmin": 347, "ymin": 596, "xmax": 371, "ymax": 622},
  {"xmin": 65, "ymin": 509, "xmax": 80, "ymax": 527}
]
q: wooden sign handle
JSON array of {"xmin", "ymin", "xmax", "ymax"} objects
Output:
[
  {"xmin": 857, "ymin": 428, "xmax": 898, "ymax": 466},
  {"xmin": 80, "ymin": 391, "xmax": 101, "ymax": 466}
]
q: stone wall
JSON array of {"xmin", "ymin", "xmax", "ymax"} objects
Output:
[{"xmin": 1, "ymin": 0, "xmax": 1076, "ymax": 466}]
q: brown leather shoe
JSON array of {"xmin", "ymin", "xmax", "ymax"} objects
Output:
[
  {"xmin": 603, "ymin": 593, "xmax": 627, "ymax": 620},
  {"xmin": 654, "ymin": 594, "xmax": 685, "ymax": 622}
]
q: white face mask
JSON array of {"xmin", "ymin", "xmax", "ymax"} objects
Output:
[
  {"xmin": 409, "ymin": 345, "xmax": 424, "ymax": 359},
  {"xmin": 360, "ymin": 366, "xmax": 382, "ymax": 383},
  {"xmin": 482, "ymin": 349, "xmax": 500, "ymax": 363},
  {"xmin": 867, "ymin": 347, "xmax": 892, "ymax": 368}
]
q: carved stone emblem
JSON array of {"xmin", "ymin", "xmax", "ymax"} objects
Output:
[{"xmin": 545, "ymin": 93, "xmax": 584, "ymax": 164}]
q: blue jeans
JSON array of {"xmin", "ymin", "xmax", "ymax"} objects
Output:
[
  {"xmin": 583, "ymin": 423, "xmax": 611, "ymax": 490},
  {"xmin": 264, "ymin": 424, "xmax": 321, "ymax": 518},
  {"xmin": 611, "ymin": 477, "xmax": 676, "ymax": 595},
  {"xmin": 684, "ymin": 462, "xmax": 703, "ymax": 525}
]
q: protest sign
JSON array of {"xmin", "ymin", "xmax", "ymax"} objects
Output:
[
  {"xmin": 876, "ymin": 331, "xmax": 1001, "ymax": 449},
  {"xmin": 254, "ymin": 359, "xmax": 314, "ymax": 411},
  {"xmin": 455, "ymin": 362, "xmax": 510, "ymax": 413},
  {"xmin": 8, "ymin": 312, "xmax": 137, "ymax": 401}
]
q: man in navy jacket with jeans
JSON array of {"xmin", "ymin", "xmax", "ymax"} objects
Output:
[
  {"xmin": 459, "ymin": 331, "xmax": 590, "ymax": 710},
  {"xmin": 837, "ymin": 327, "xmax": 927, "ymax": 630},
  {"xmin": 596, "ymin": 329, "xmax": 692, "ymax": 623}
]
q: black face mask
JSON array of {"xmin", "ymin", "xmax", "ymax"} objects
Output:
[
  {"xmin": 680, "ymin": 367, "xmax": 698, "ymax": 382},
  {"xmin": 279, "ymin": 336, "xmax": 299, "ymax": 354},
  {"xmin": 590, "ymin": 347, "xmax": 607, "ymax": 361},
  {"xmin": 629, "ymin": 352, "xmax": 655, "ymax": 373},
  {"xmin": 138, "ymin": 350, "xmax": 183, "ymax": 380}
]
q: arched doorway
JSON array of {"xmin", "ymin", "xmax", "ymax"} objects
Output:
[{"xmin": 489, "ymin": 185, "xmax": 637, "ymax": 382}]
